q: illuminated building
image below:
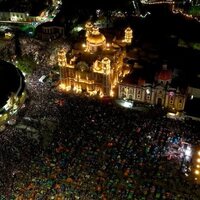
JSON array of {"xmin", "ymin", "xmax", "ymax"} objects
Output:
[
  {"xmin": 58, "ymin": 23, "xmax": 130, "ymax": 97},
  {"xmin": 0, "ymin": 60, "xmax": 26, "ymax": 129},
  {"xmin": 0, "ymin": 12, "xmax": 29, "ymax": 22},
  {"xmin": 191, "ymin": 148, "xmax": 200, "ymax": 183},
  {"xmin": 85, "ymin": 21, "xmax": 93, "ymax": 37},
  {"xmin": 123, "ymin": 27, "xmax": 133, "ymax": 44},
  {"xmin": 4, "ymin": 32, "xmax": 14, "ymax": 40},
  {"xmin": 118, "ymin": 65, "xmax": 186, "ymax": 111},
  {"xmin": 85, "ymin": 26, "xmax": 106, "ymax": 52}
]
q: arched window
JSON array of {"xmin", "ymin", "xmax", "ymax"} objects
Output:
[{"xmin": 129, "ymin": 95, "xmax": 133, "ymax": 100}]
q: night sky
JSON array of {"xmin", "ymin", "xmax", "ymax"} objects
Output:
[{"xmin": 0, "ymin": 0, "xmax": 52, "ymax": 15}]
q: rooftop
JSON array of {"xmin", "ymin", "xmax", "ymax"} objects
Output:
[{"xmin": 0, "ymin": 60, "xmax": 25, "ymax": 108}]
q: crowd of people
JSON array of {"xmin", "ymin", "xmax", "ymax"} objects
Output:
[
  {"xmin": 0, "ymin": 61, "xmax": 200, "ymax": 199},
  {"xmin": 0, "ymin": 36, "xmax": 200, "ymax": 199}
]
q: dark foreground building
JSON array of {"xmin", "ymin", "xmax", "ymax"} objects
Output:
[{"xmin": 0, "ymin": 60, "xmax": 26, "ymax": 127}]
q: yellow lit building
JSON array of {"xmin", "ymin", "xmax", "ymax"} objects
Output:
[
  {"xmin": 123, "ymin": 27, "xmax": 133, "ymax": 44},
  {"xmin": 190, "ymin": 147, "xmax": 200, "ymax": 183},
  {"xmin": 58, "ymin": 23, "xmax": 130, "ymax": 97},
  {"xmin": 4, "ymin": 32, "xmax": 14, "ymax": 40}
]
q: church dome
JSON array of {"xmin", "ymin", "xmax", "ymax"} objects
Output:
[
  {"xmin": 0, "ymin": 60, "xmax": 25, "ymax": 108},
  {"xmin": 156, "ymin": 64, "xmax": 172, "ymax": 82},
  {"xmin": 86, "ymin": 27, "xmax": 106, "ymax": 46},
  {"xmin": 157, "ymin": 69, "xmax": 172, "ymax": 81}
]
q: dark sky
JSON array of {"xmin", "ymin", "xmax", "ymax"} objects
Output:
[
  {"xmin": 0, "ymin": 0, "xmax": 132, "ymax": 12},
  {"xmin": 62, "ymin": 0, "xmax": 131, "ymax": 9},
  {"xmin": 0, "ymin": 0, "xmax": 52, "ymax": 15}
]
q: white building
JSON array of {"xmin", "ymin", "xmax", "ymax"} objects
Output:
[{"xmin": 118, "ymin": 65, "xmax": 186, "ymax": 112}]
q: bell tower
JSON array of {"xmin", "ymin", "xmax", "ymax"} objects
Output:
[
  {"xmin": 58, "ymin": 48, "xmax": 67, "ymax": 67},
  {"xmin": 102, "ymin": 57, "xmax": 111, "ymax": 96},
  {"xmin": 124, "ymin": 27, "xmax": 133, "ymax": 44},
  {"xmin": 85, "ymin": 21, "xmax": 93, "ymax": 37},
  {"xmin": 58, "ymin": 48, "xmax": 67, "ymax": 86}
]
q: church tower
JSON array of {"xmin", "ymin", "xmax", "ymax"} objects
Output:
[
  {"xmin": 124, "ymin": 27, "xmax": 133, "ymax": 44},
  {"xmin": 102, "ymin": 57, "xmax": 111, "ymax": 96},
  {"xmin": 58, "ymin": 48, "xmax": 66, "ymax": 67},
  {"xmin": 58, "ymin": 48, "xmax": 67, "ymax": 87},
  {"xmin": 85, "ymin": 21, "xmax": 93, "ymax": 37}
]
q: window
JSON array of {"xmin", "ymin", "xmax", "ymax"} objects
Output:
[
  {"xmin": 122, "ymin": 93, "xmax": 126, "ymax": 98},
  {"xmin": 170, "ymin": 96, "xmax": 174, "ymax": 101},
  {"xmin": 125, "ymin": 87, "xmax": 128, "ymax": 92}
]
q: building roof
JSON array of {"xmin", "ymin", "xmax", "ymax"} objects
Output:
[
  {"xmin": 122, "ymin": 68, "xmax": 154, "ymax": 85},
  {"xmin": 0, "ymin": 60, "xmax": 25, "ymax": 108},
  {"xmin": 157, "ymin": 67, "xmax": 172, "ymax": 81},
  {"xmin": 87, "ymin": 33, "xmax": 106, "ymax": 45},
  {"xmin": 86, "ymin": 28, "xmax": 106, "ymax": 45},
  {"xmin": 69, "ymin": 45, "xmax": 117, "ymax": 67},
  {"xmin": 158, "ymin": 70, "xmax": 172, "ymax": 81}
]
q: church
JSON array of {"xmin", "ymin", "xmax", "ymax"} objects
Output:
[
  {"xmin": 58, "ymin": 22, "xmax": 132, "ymax": 97},
  {"xmin": 58, "ymin": 22, "xmax": 186, "ymax": 112},
  {"xmin": 118, "ymin": 64, "xmax": 186, "ymax": 112}
]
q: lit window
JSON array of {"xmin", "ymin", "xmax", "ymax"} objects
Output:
[{"xmin": 195, "ymin": 170, "xmax": 200, "ymax": 175}]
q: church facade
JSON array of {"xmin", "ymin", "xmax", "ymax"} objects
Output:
[
  {"xmin": 118, "ymin": 83, "xmax": 186, "ymax": 111},
  {"xmin": 118, "ymin": 65, "xmax": 186, "ymax": 112}
]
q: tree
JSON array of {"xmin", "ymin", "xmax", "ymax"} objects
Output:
[{"xmin": 14, "ymin": 31, "xmax": 22, "ymax": 58}]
